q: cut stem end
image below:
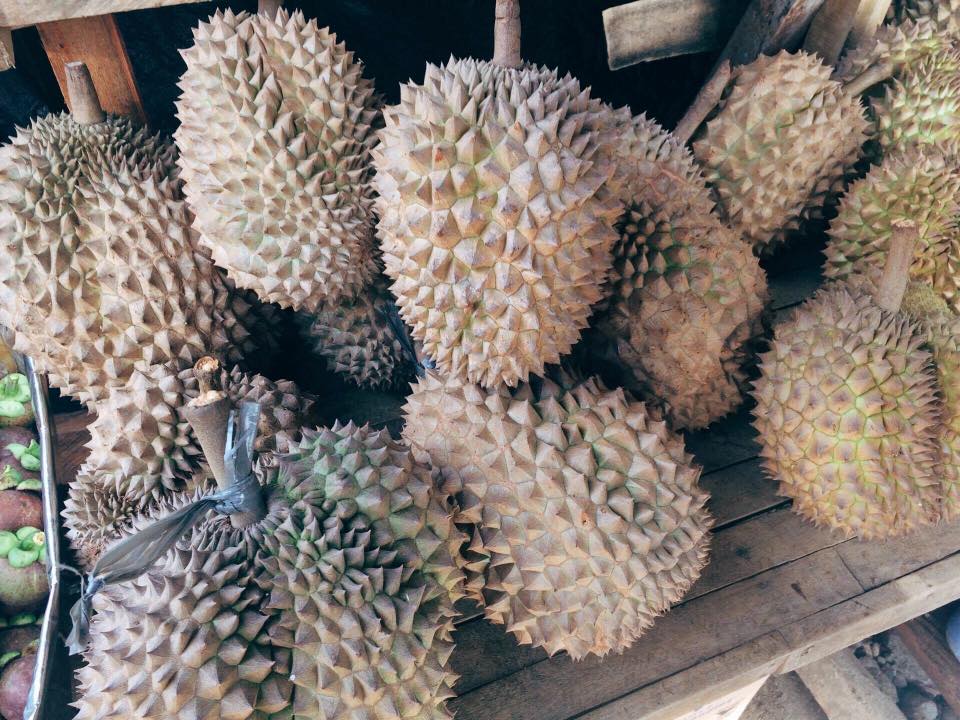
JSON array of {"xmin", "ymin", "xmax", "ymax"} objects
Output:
[
  {"xmin": 876, "ymin": 220, "xmax": 919, "ymax": 314},
  {"xmin": 64, "ymin": 62, "xmax": 105, "ymax": 125},
  {"xmin": 493, "ymin": 0, "xmax": 522, "ymax": 68}
]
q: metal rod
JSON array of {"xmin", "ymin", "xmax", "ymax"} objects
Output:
[{"xmin": 22, "ymin": 357, "xmax": 61, "ymax": 720}]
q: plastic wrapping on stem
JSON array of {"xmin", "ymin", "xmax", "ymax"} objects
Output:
[{"xmin": 66, "ymin": 401, "xmax": 263, "ymax": 654}]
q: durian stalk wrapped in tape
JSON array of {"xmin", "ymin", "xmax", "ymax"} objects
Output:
[
  {"xmin": 404, "ymin": 368, "xmax": 712, "ymax": 659},
  {"xmin": 0, "ymin": 62, "xmax": 272, "ymax": 408},
  {"xmin": 753, "ymin": 222, "xmax": 953, "ymax": 539},
  {"xmin": 374, "ymin": 0, "xmax": 623, "ymax": 387},
  {"xmin": 175, "ymin": 8, "xmax": 381, "ymax": 312},
  {"xmin": 72, "ymin": 358, "xmax": 465, "ymax": 719}
]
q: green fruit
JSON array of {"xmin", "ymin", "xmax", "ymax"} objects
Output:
[
  {"xmin": 14, "ymin": 480, "xmax": 38, "ymax": 492},
  {"xmin": 0, "ymin": 535, "xmax": 16, "ymax": 558},
  {"xmin": 14, "ymin": 528, "xmax": 37, "ymax": 543},
  {"xmin": 7, "ymin": 615, "xmax": 35, "ymax": 627},
  {"xmin": 0, "ymin": 652, "xmax": 17, "ymax": 670},
  {"xmin": 6, "ymin": 548, "xmax": 37, "ymax": 569}
]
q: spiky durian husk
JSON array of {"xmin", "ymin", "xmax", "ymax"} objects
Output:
[
  {"xmin": 175, "ymin": 9, "xmax": 380, "ymax": 312},
  {"xmin": 823, "ymin": 150, "xmax": 960, "ymax": 314},
  {"xmin": 0, "ymin": 113, "xmax": 270, "ymax": 407},
  {"xmin": 871, "ymin": 50, "xmax": 960, "ymax": 158},
  {"xmin": 373, "ymin": 58, "xmax": 623, "ymax": 388},
  {"xmin": 403, "ymin": 370, "xmax": 711, "ymax": 659},
  {"xmin": 75, "ymin": 422, "xmax": 463, "ymax": 720},
  {"xmin": 295, "ymin": 276, "xmax": 416, "ymax": 389},
  {"xmin": 592, "ymin": 114, "xmax": 768, "ymax": 429},
  {"xmin": 835, "ymin": 18, "xmax": 952, "ymax": 86},
  {"xmin": 692, "ymin": 51, "xmax": 868, "ymax": 252},
  {"xmin": 752, "ymin": 284, "xmax": 943, "ymax": 539},
  {"xmin": 893, "ymin": 0, "xmax": 960, "ymax": 34}
]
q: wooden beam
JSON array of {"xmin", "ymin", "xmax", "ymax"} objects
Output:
[
  {"xmin": 893, "ymin": 618, "xmax": 960, "ymax": 716},
  {"xmin": 603, "ymin": 0, "xmax": 750, "ymax": 69},
  {"xmin": 37, "ymin": 15, "xmax": 146, "ymax": 124},
  {"xmin": 797, "ymin": 648, "xmax": 907, "ymax": 720},
  {"xmin": 804, "ymin": 0, "xmax": 861, "ymax": 64},
  {"xmin": 0, "ymin": 0, "xmax": 195, "ymax": 30}
]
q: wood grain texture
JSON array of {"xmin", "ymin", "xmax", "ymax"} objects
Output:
[
  {"xmin": 0, "ymin": 0, "xmax": 195, "ymax": 29},
  {"xmin": 893, "ymin": 618, "xmax": 960, "ymax": 716},
  {"xmin": 796, "ymin": 648, "xmax": 908, "ymax": 720},
  {"xmin": 603, "ymin": 0, "xmax": 749, "ymax": 69},
  {"xmin": 37, "ymin": 15, "xmax": 146, "ymax": 124}
]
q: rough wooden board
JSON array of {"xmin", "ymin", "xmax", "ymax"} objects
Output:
[
  {"xmin": 796, "ymin": 648, "xmax": 907, "ymax": 720},
  {"xmin": 701, "ymin": 458, "xmax": 781, "ymax": 529},
  {"xmin": 37, "ymin": 15, "xmax": 146, "ymax": 124},
  {"xmin": 803, "ymin": 0, "xmax": 861, "ymax": 64},
  {"xmin": 685, "ymin": 407, "xmax": 761, "ymax": 474},
  {"xmin": 715, "ymin": 0, "xmax": 827, "ymax": 70},
  {"xmin": 778, "ymin": 551, "xmax": 960, "ymax": 673},
  {"xmin": 602, "ymin": 0, "xmax": 749, "ymax": 69},
  {"xmin": 893, "ymin": 617, "xmax": 960, "ymax": 716},
  {"xmin": 449, "ymin": 550, "xmax": 861, "ymax": 720},
  {"xmin": 835, "ymin": 517, "xmax": 960, "ymax": 589},
  {"xmin": 0, "ymin": 0, "xmax": 196, "ymax": 29}
]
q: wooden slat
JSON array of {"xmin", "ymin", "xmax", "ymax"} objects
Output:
[
  {"xmin": 796, "ymin": 648, "xmax": 908, "ymax": 719},
  {"xmin": 449, "ymin": 549, "xmax": 861, "ymax": 720},
  {"xmin": 602, "ymin": 0, "xmax": 749, "ymax": 69},
  {"xmin": 37, "ymin": 15, "xmax": 146, "ymax": 124},
  {"xmin": 701, "ymin": 458, "xmax": 780, "ymax": 529},
  {"xmin": 685, "ymin": 407, "xmax": 761, "ymax": 474},
  {"xmin": 0, "ymin": 0, "xmax": 195, "ymax": 29},
  {"xmin": 893, "ymin": 618, "xmax": 960, "ymax": 716}
]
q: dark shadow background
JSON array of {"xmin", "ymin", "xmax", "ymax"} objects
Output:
[{"xmin": 1, "ymin": 1, "xmax": 750, "ymax": 142}]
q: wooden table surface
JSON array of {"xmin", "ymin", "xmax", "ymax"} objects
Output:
[{"xmin": 49, "ymin": 267, "xmax": 960, "ymax": 720}]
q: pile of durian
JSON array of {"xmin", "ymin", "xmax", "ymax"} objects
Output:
[{"xmin": 0, "ymin": 0, "xmax": 959, "ymax": 716}]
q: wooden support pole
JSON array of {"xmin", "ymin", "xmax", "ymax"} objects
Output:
[
  {"xmin": 37, "ymin": 14, "xmax": 146, "ymax": 124},
  {"xmin": 804, "ymin": 0, "xmax": 862, "ymax": 65}
]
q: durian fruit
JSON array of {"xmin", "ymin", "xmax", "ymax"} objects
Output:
[
  {"xmin": 823, "ymin": 149, "xmax": 960, "ymax": 314},
  {"xmin": 175, "ymin": 9, "xmax": 381, "ymax": 312},
  {"xmin": 0, "ymin": 67, "xmax": 270, "ymax": 407},
  {"xmin": 373, "ymin": 5, "xmax": 623, "ymax": 387},
  {"xmin": 63, "ymin": 358, "xmax": 315, "ymax": 569},
  {"xmin": 692, "ymin": 51, "xmax": 869, "ymax": 252},
  {"xmin": 753, "ymin": 224, "xmax": 945, "ymax": 539},
  {"xmin": 403, "ymin": 370, "xmax": 712, "ymax": 659},
  {"xmin": 75, "ymin": 418, "xmax": 464, "ymax": 720},
  {"xmin": 590, "ymin": 114, "xmax": 767, "ymax": 430},
  {"xmin": 295, "ymin": 275, "xmax": 417, "ymax": 389},
  {"xmin": 893, "ymin": 0, "xmax": 960, "ymax": 35}
]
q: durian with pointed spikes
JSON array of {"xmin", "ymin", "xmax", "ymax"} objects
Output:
[
  {"xmin": 373, "ymin": 0, "xmax": 623, "ymax": 387},
  {"xmin": 590, "ymin": 113, "xmax": 768, "ymax": 430},
  {"xmin": 403, "ymin": 369, "xmax": 712, "ymax": 659},
  {"xmin": 74, "ymin": 397, "xmax": 465, "ymax": 719},
  {"xmin": 175, "ymin": 8, "xmax": 381, "ymax": 312},
  {"xmin": 892, "ymin": 0, "xmax": 960, "ymax": 35},
  {"xmin": 753, "ymin": 224, "xmax": 946, "ymax": 539},
  {"xmin": 692, "ymin": 50, "xmax": 869, "ymax": 253}
]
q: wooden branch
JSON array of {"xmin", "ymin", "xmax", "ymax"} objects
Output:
[
  {"xmin": 674, "ymin": 60, "xmax": 730, "ymax": 144},
  {"xmin": 804, "ymin": 0, "xmax": 861, "ymax": 65},
  {"xmin": 603, "ymin": 0, "xmax": 749, "ymax": 69},
  {"xmin": 849, "ymin": 0, "xmax": 893, "ymax": 48},
  {"xmin": 64, "ymin": 62, "xmax": 105, "ymax": 125},
  {"xmin": 714, "ymin": 0, "xmax": 828, "ymax": 72},
  {"xmin": 0, "ymin": 28, "xmax": 13, "ymax": 70},
  {"xmin": 493, "ymin": 0, "xmax": 521, "ymax": 68},
  {"xmin": 37, "ymin": 15, "xmax": 146, "ymax": 124},
  {"xmin": 0, "ymin": 1, "xmax": 195, "ymax": 29},
  {"xmin": 893, "ymin": 618, "xmax": 960, "ymax": 717}
]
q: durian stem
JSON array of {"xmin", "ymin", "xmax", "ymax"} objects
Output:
[
  {"xmin": 258, "ymin": 0, "xmax": 282, "ymax": 18},
  {"xmin": 876, "ymin": 220, "xmax": 918, "ymax": 314},
  {"xmin": 843, "ymin": 60, "xmax": 894, "ymax": 97},
  {"xmin": 494, "ymin": 0, "xmax": 522, "ymax": 68},
  {"xmin": 182, "ymin": 357, "xmax": 231, "ymax": 490},
  {"xmin": 64, "ymin": 62, "xmax": 105, "ymax": 125},
  {"xmin": 674, "ymin": 60, "xmax": 731, "ymax": 145}
]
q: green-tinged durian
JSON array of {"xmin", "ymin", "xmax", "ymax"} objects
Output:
[
  {"xmin": 374, "ymin": 56, "xmax": 623, "ymax": 387},
  {"xmin": 823, "ymin": 149, "xmax": 960, "ymax": 314},
  {"xmin": 74, "ymin": 421, "xmax": 465, "ymax": 719},
  {"xmin": 692, "ymin": 50, "xmax": 868, "ymax": 252},
  {"xmin": 176, "ymin": 9, "xmax": 381, "ymax": 312},
  {"xmin": 403, "ymin": 370, "xmax": 712, "ymax": 659},
  {"xmin": 590, "ymin": 114, "xmax": 768, "ymax": 429},
  {"xmin": 893, "ymin": 0, "xmax": 960, "ymax": 35},
  {"xmin": 295, "ymin": 276, "xmax": 417, "ymax": 390}
]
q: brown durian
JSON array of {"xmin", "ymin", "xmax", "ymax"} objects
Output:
[
  {"xmin": 175, "ymin": 9, "xmax": 381, "ymax": 312},
  {"xmin": 403, "ymin": 370, "xmax": 712, "ymax": 659}
]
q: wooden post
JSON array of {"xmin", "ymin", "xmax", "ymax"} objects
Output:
[
  {"xmin": 37, "ymin": 15, "xmax": 146, "ymax": 124},
  {"xmin": 493, "ymin": 0, "xmax": 521, "ymax": 68},
  {"xmin": 64, "ymin": 62, "xmax": 105, "ymax": 124},
  {"xmin": 804, "ymin": 0, "xmax": 862, "ymax": 65}
]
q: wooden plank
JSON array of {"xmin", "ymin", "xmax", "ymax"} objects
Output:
[
  {"xmin": 685, "ymin": 407, "xmax": 761, "ymax": 474},
  {"xmin": 778, "ymin": 551, "xmax": 960, "ymax": 672},
  {"xmin": 701, "ymin": 458, "xmax": 781, "ymax": 529},
  {"xmin": 672, "ymin": 676, "xmax": 768, "ymax": 720},
  {"xmin": 715, "ymin": 0, "xmax": 827, "ymax": 70},
  {"xmin": 37, "ymin": 15, "xmax": 146, "ymax": 124},
  {"xmin": 796, "ymin": 648, "xmax": 907, "ymax": 720},
  {"xmin": 0, "ymin": 0, "xmax": 195, "ymax": 29},
  {"xmin": 449, "ymin": 549, "xmax": 861, "ymax": 719},
  {"xmin": 893, "ymin": 618, "xmax": 960, "ymax": 716},
  {"xmin": 803, "ymin": 0, "xmax": 861, "ymax": 65},
  {"xmin": 602, "ymin": 0, "xmax": 749, "ymax": 69}
]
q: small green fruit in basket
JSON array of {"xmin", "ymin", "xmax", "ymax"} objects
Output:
[
  {"xmin": 0, "ymin": 526, "xmax": 45, "ymax": 614},
  {"xmin": 0, "ymin": 376, "xmax": 31, "ymax": 429},
  {"xmin": 0, "ymin": 428, "xmax": 39, "ymax": 492}
]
